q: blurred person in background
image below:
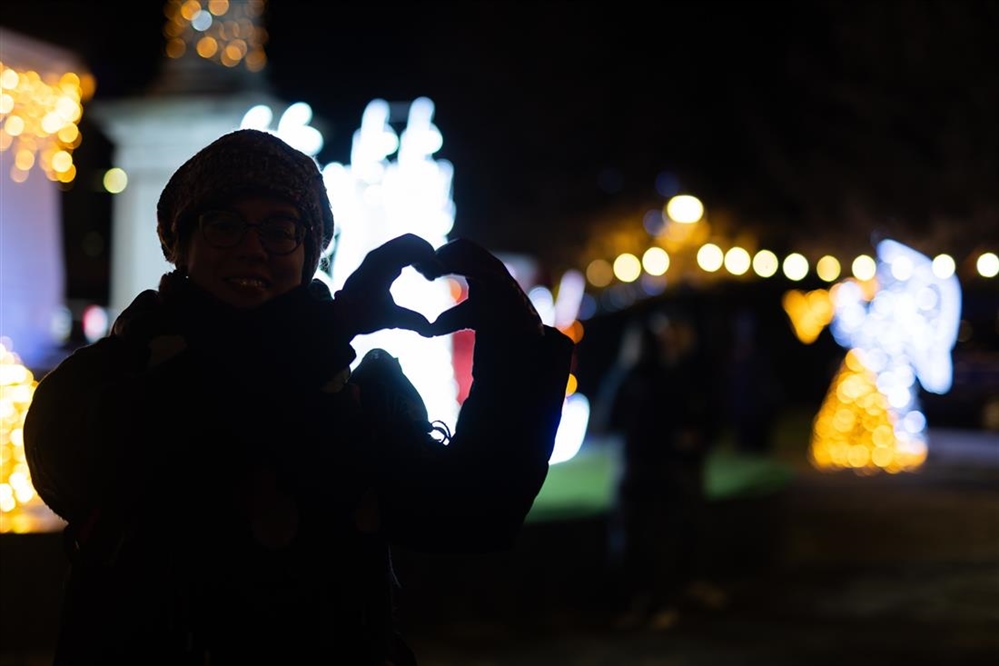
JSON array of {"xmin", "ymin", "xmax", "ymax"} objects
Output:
[
  {"xmin": 23, "ymin": 129, "xmax": 573, "ymax": 666},
  {"xmin": 606, "ymin": 309, "xmax": 726, "ymax": 631},
  {"xmin": 727, "ymin": 308, "xmax": 784, "ymax": 455}
]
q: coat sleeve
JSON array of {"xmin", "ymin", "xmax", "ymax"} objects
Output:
[
  {"xmin": 22, "ymin": 290, "xmax": 186, "ymax": 526},
  {"xmin": 372, "ymin": 325, "xmax": 574, "ymax": 553},
  {"xmin": 23, "ymin": 336, "xmax": 150, "ymax": 523}
]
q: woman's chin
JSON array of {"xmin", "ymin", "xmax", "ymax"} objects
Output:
[{"xmin": 215, "ymin": 282, "xmax": 273, "ymax": 309}]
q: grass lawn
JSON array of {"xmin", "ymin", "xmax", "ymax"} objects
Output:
[{"xmin": 526, "ymin": 410, "xmax": 811, "ymax": 523}]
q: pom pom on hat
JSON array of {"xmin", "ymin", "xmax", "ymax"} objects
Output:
[{"xmin": 156, "ymin": 129, "xmax": 334, "ymax": 283}]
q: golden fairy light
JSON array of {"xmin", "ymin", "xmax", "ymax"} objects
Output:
[
  {"xmin": 0, "ymin": 61, "xmax": 94, "ymax": 184},
  {"xmin": 164, "ymin": 0, "xmax": 269, "ymax": 71},
  {"xmin": 782, "ymin": 287, "xmax": 834, "ymax": 345},
  {"xmin": 0, "ymin": 340, "xmax": 61, "ymax": 533},
  {"xmin": 808, "ymin": 349, "xmax": 927, "ymax": 474}
]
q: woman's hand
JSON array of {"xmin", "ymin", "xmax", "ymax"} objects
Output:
[
  {"xmin": 333, "ymin": 233, "xmax": 444, "ymax": 338},
  {"xmin": 423, "ymin": 238, "xmax": 544, "ymax": 338}
]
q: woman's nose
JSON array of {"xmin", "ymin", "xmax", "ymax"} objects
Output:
[{"xmin": 234, "ymin": 226, "xmax": 269, "ymax": 257}]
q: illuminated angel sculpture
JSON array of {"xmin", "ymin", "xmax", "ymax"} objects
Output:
[{"xmin": 809, "ymin": 239, "xmax": 962, "ymax": 474}]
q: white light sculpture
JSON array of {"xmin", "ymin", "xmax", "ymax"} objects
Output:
[
  {"xmin": 551, "ymin": 393, "xmax": 590, "ymax": 464},
  {"xmin": 318, "ymin": 97, "xmax": 460, "ymax": 431},
  {"xmin": 240, "ymin": 102, "xmax": 324, "ymax": 157},
  {"xmin": 831, "ymin": 239, "xmax": 962, "ymax": 397},
  {"xmin": 525, "ymin": 270, "xmax": 590, "ymax": 463}
]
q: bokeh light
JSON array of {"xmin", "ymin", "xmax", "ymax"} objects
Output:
[
  {"xmin": 641, "ymin": 247, "xmax": 669, "ymax": 276},
  {"xmin": 852, "ymin": 255, "xmax": 877, "ymax": 281},
  {"xmin": 613, "ymin": 253, "xmax": 642, "ymax": 283},
  {"xmin": 103, "ymin": 167, "xmax": 128, "ymax": 193},
  {"xmin": 586, "ymin": 258, "xmax": 614, "ymax": 288},
  {"xmin": 696, "ymin": 243, "xmax": 724, "ymax": 272},
  {"xmin": 665, "ymin": 194, "xmax": 704, "ymax": 224},
  {"xmin": 977, "ymin": 251, "xmax": 999, "ymax": 278},
  {"xmin": 782, "ymin": 253, "xmax": 809, "ymax": 281},
  {"xmin": 752, "ymin": 249, "xmax": 779, "ymax": 278},
  {"xmin": 723, "ymin": 246, "xmax": 751, "ymax": 276},
  {"xmin": 0, "ymin": 63, "xmax": 92, "ymax": 183},
  {"xmin": 931, "ymin": 254, "xmax": 956, "ymax": 279},
  {"xmin": 816, "ymin": 255, "xmax": 841, "ymax": 282}
]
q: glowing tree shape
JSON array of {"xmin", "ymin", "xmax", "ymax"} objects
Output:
[
  {"xmin": 810, "ymin": 349, "xmax": 922, "ymax": 473},
  {"xmin": 809, "ymin": 239, "xmax": 962, "ymax": 474}
]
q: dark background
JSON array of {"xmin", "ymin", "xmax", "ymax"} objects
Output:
[{"xmin": 4, "ymin": 1, "xmax": 997, "ymax": 271}]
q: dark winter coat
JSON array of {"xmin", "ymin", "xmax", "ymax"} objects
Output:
[{"xmin": 23, "ymin": 272, "xmax": 573, "ymax": 665}]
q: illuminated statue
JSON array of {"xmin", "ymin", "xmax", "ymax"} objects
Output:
[
  {"xmin": 810, "ymin": 239, "xmax": 962, "ymax": 473},
  {"xmin": 319, "ymin": 98, "xmax": 461, "ymax": 430}
]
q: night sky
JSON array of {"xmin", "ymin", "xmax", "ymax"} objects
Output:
[{"xmin": 3, "ymin": 0, "xmax": 998, "ymax": 288}]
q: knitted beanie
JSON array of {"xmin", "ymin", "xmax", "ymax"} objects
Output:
[{"xmin": 156, "ymin": 129, "xmax": 335, "ymax": 283}]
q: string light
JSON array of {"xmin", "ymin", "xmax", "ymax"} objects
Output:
[
  {"xmin": 163, "ymin": 0, "xmax": 269, "ymax": 72},
  {"xmin": 0, "ymin": 340, "xmax": 61, "ymax": 533},
  {"xmin": 578, "ymin": 194, "xmax": 995, "ymax": 315},
  {"xmin": 0, "ymin": 60, "xmax": 94, "ymax": 183}
]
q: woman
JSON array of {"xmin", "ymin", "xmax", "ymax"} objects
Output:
[{"xmin": 24, "ymin": 129, "xmax": 573, "ymax": 665}]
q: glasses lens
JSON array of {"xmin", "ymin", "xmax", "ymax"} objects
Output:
[
  {"xmin": 200, "ymin": 211, "xmax": 244, "ymax": 248},
  {"xmin": 257, "ymin": 217, "xmax": 305, "ymax": 255}
]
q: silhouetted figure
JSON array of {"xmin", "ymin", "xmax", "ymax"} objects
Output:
[
  {"xmin": 727, "ymin": 308, "xmax": 783, "ymax": 455},
  {"xmin": 607, "ymin": 310, "xmax": 725, "ymax": 630},
  {"xmin": 23, "ymin": 129, "xmax": 573, "ymax": 665}
]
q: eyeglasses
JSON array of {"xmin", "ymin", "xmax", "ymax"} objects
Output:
[{"xmin": 197, "ymin": 210, "xmax": 307, "ymax": 255}]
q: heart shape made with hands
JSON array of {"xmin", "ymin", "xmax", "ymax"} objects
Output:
[{"xmin": 339, "ymin": 234, "xmax": 533, "ymax": 338}]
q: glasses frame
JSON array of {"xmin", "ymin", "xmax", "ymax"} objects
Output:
[{"xmin": 196, "ymin": 210, "xmax": 308, "ymax": 256}]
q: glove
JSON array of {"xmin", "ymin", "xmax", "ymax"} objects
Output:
[
  {"xmin": 423, "ymin": 238, "xmax": 544, "ymax": 338},
  {"xmin": 333, "ymin": 233, "xmax": 444, "ymax": 340}
]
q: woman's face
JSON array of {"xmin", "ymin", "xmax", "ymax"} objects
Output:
[{"xmin": 181, "ymin": 196, "xmax": 307, "ymax": 308}]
